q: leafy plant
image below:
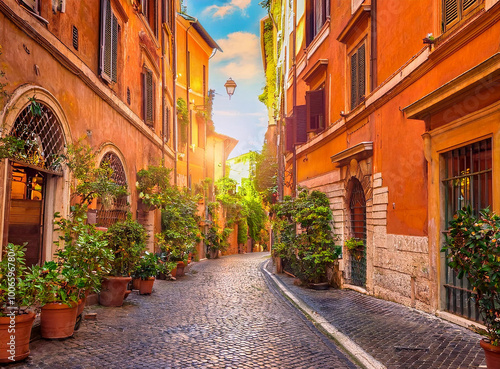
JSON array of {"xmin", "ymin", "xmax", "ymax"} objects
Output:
[
  {"xmin": 0, "ymin": 244, "xmax": 37, "ymax": 316},
  {"xmin": 345, "ymin": 237, "xmax": 364, "ymax": 251},
  {"xmin": 106, "ymin": 214, "xmax": 148, "ymax": 276},
  {"xmin": 64, "ymin": 139, "xmax": 128, "ymax": 207},
  {"xmin": 134, "ymin": 252, "xmax": 162, "ymax": 280},
  {"xmin": 204, "ymin": 202, "xmax": 232, "ymax": 256},
  {"xmin": 54, "ymin": 210, "xmax": 113, "ymax": 294},
  {"xmin": 136, "ymin": 164, "xmax": 172, "ymax": 209},
  {"xmin": 26, "ymin": 261, "xmax": 85, "ymax": 306},
  {"xmin": 176, "ymin": 98, "xmax": 189, "ymax": 145},
  {"xmin": 442, "ymin": 206, "xmax": 500, "ymax": 346},
  {"xmin": 271, "ymin": 189, "xmax": 340, "ymax": 284}
]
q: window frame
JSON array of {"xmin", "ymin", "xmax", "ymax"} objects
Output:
[
  {"xmin": 442, "ymin": 0, "xmax": 482, "ymax": 33},
  {"xmin": 99, "ymin": 0, "xmax": 119, "ymax": 84},
  {"xmin": 306, "ymin": 0, "xmax": 330, "ymax": 46},
  {"xmin": 142, "ymin": 66, "xmax": 155, "ymax": 127}
]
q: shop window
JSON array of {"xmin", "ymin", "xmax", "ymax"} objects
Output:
[
  {"xmin": 306, "ymin": 89, "xmax": 325, "ymax": 132},
  {"xmin": 350, "ymin": 43, "xmax": 366, "ymax": 110},
  {"xmin": 306, "ymin": 0, "xmax": 329, "ymax": 45},
  {"xmin": 442, "ymin": 138, "xmax": 492, "ymax": 321},
  {"xmin": 142, "ymin": 67, "xmax": 155, "ymax": 127},
  {"xmin": 442, "ymin": 0, "xmax": 480, "ymax": 32},
  {"xmin": 99, "ymin": 0, "xmax": 119, "ymax": 83}
]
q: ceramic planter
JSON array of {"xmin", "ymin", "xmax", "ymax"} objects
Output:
[
  {"xmin": 99, "ymin": 276, "xmax": 132, "ymax": 307},
  {"xmin": 480, "ymin": 339, "xmax": 500, "ymax": 369},
  {"xmin": 0, "ymin": 312, "xmax": 35, "ymax": 363},
  {"xmin": 41, "ymin": 302, "xmax": 78, "ymax": 339},
  {"xmin": 139, "ymin": 277, "xmax": 155, "ymax": 295},
  {"xmin": 175, "ymin": 261, "xmax": 186, "ymax": 278},
  {"xmin": 132, "ymin": 277, "xmax": 141, "ymax": 290}
]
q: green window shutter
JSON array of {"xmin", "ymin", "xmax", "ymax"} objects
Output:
[
  {"xmin": 350, "ymin": 52, "xmax": 358, "ymax": 110},
  {"xmin": 357, "ymin": 43, "xmax": 366, "ymax": 104},
  {"xmin": 111, "ymin": 14, "xmax": 118, "ymax": 83}
]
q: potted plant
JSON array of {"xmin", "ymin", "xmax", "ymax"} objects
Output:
[
  {"xmin": 100, "ymin": 214, "xmax": 147, "ymax": 306},
  {"xmin": 27, "ymin": 261, "xmax": 85, "ymax": 339},
  {"xmin": 0, "ymin": 243, "xmax": 37, "ymax": 363},
  {"xmin": 134, "ymin": 252, "xmax": 161, "ymax": 295},
  {"xmin": 442, "ymin": 206, "xmax": 500, "ymax": 368},
  {"xmin": 345, "ymin": 237, "xmax": 365, "ymax": 261},
  {"xmin": 53, "ymin": 209, "xmax": 113, "ymax": 326}
]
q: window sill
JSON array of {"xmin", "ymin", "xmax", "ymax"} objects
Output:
[
  {"xmin": 306, "ymin": 19, "xmax": 330, "ymax": 59},
  {"xmin": 20, "ymin": 4, "xmax": 49, "ymax": 26}
]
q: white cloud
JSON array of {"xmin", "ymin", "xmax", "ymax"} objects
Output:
[
  {"xmin": 212, "ymin": 32, "xmax": 262, "ymax": 80},
  {"xmin": 203, "ymin": 0, "xmax": 251, "ymax": 18}
]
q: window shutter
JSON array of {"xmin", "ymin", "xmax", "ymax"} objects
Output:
[
  {"xmin": 294, "ymin": 105, "xmax": 307, "ymax": 144},
  {"xmin": 285, "ymin": 117, "xmax": 295, "ymax": 152},
  {"xmin": 350, "ymin": 52, "xmax": 358, "ymax": 110},
  {"xmin": 111, "ymin": 14, "xmax": 118, "ymax": 83},
  {"xmin": 443, "ymin": 0, "xmax": 459, "ymax": 27},
  {"xmin": 100, "ymin": 0, "xmax": 114, "ymax": 83},
  {"xmin": 357, "ymin": 44, "xmax": 366, "ymax": 104},
  {"xmin": 462, "ymin": 0, "xmax": 477, "ymax": 11},
  {"xmin": 146, "ymin": 72, "xmax": 154, "ymax": 125},
  {"xmin": 141, "ymin": 72, "xmax": 146, "ymax": 121},
  {"xmin": 306, "ymin": 90, "xmax": 324, "ymax": 132}
]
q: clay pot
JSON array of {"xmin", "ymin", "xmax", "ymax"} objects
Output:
[
  {"xmin": 480, "ymin": 339, "xmax": 500, "ymax": 369},
  {"xmin": 0, "ymin": 312, "xmax": 35, "ymax": 363},
  {"xmin": 123, "ymin": 290, "xmax": 132, "ymax": 300},
  {"xmin": 175, "ymin": 261, "xmax": 186, "ymax": 278},
  {"xmin": 99, "ymin": 276, "xmax": 132, "ymax": 307},
  {"xmin": 41, "ymin": 302, "xmax": 78, "ymax": 339},
  {"xmin": 139, "ymin": 277, "xmax": 155, "ymax": 295},
  {"xmin": 132, "ymin": 277, "xmax": 141, "ymax": 290}
]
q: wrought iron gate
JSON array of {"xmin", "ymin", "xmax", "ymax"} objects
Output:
[{"xmin": 347, "ymin": 178, "xmax": 366, "ymax": 287}]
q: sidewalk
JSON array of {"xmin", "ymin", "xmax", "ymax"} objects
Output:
[{"xmin": 262, "ymin": 260, "xmax": 486, "ymax": 369}]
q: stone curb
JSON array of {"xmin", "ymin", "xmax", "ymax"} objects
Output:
[{"xmin": 262, "ymin": 259, "xmax": 386, "ymax": 369}]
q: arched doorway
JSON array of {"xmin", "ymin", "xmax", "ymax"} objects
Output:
[
  {"xmin": 4, "ymin": 102, "xmax": 66, "ymax": 266},
  {"xmin": 347, "ymin": 177, "xmax": 367, "ymax": 287}
]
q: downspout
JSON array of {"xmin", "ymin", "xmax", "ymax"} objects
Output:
[
  {"xmin": 370, "ymin": 0, "xmax": 377, "ymax": 92},
  {"xmin": 186, "ymin": 19, "xmax": 196, "ymax": 191},
  {"xmin": 161, "ymin": 17, "xmax": 166, "ymax": 165},
  {"xmin": 173, "ymin": 12, "xmax": 178, "ymax": 185},
  {"xmin": 292, "ymin": 0, "xmax": 297, "ymax": 197}
]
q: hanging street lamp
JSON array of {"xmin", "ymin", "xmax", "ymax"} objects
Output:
[{"xmin": 224, "ymin": 78, "xmax": 237, "ymax": 99}]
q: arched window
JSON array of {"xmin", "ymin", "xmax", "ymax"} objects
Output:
[
  {"xmin": 10, "ymin": 102, "xmax": 65, "ymax": 172},
  {"xmin": 96, "ymin": 152, "xmax": 128, "ymax": 227}
]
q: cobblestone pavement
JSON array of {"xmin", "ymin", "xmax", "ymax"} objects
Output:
[
  {"xmin": 6, "ymin": 253, "xmax": 359, "ymax": 369},
  {"xmin": 266, "ymin": 261, "xmax": 486, "ymax": 369}
]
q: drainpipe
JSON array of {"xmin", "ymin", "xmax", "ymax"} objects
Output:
[
  {"xmin": 292, "ymin": 0, "xmax": 297, "ymax": 197},
  {"xmin": 173, "ymin": 11, "xmax": 178, "ymax": 186},
  {"xmin": 370, "ymin": 0, "xmax": 377, "ymax": 92},
  {"xmin": 186, "ymin": 19, "xmax": 196, "ymax": 191}
]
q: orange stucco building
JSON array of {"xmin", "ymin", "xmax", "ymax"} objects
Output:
[
  {"xmin": 0, "ymin": 0, "xmax": 236, "ymax": 263},
  {"xmin": 270, "ymin": 0, "xmax": 500, "ymax": 325}
]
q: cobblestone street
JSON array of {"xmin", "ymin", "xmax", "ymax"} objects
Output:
[{"xmin": 7, "ymin": 253, "xmax": 358, "ymax": 369}]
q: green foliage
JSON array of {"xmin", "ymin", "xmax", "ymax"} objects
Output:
[
  {"xmin": 442, "ymin": 206, "xmax": 500, "ymax": 345},
  {"xmin": 0, "ymin": 244, "xmax": 37, "ymax": 316},
  {"xmin": 254, "ymin": 143, "xmax": 277, "ymax": 205},
  {"xmin": 177, "ymin": 98, "xmax": 189, "ymax": 145},
  {"xmin": 106, "ymin": 214, "xmax": 148, "ymax": 276},
  {"xmin": 259, "ymin": 18, "xmax": 276, "ymax": 110},
  {"xmin": 136, "ymin": 164, "xmax": 173, "ymax": 209},
  {"xmin": 157, "ymin": 188, "xmax": 201, "ymax": 263},
  {"xmin": 26, "ymin": 260, "xmax": 85, "ymax": 306},
  {"xmin": 272, "ymin": 189, "xmax": 340, "ymax": 284},
  {"xmin": 237, "ymin": 218, "xmax": 248, "ymax": 245},
  {"xmin": 204, "ymin": 203, "xmax": 232, "ymax": 256},
  {"xmin": 215, "ymin": 177, "xmax": 243, "ymax": 227},
  {"xmin": 54, "ymin": 210, "xmax": 113, "ymax": 294},
  {"xmin": 64, "ymin": 139, "xmax": 128, "ymax": 207},
  {"xmin": 134, "ymin": 252, "xmax": 161, "ymax": 280},
  {"xmin": 345, "ymin": 237, "xmax": 364, "ymax": 251}
]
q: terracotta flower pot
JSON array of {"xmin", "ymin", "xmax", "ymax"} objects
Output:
[
  {"xmin": 41, "ymin": 302, "xmax": 78, "ymax": 339},
  {"xmin": 139, "ymin": 277, "xmax": 155, "ymax": 295},
  {"xmin": 480, "ymin": 339, "xmax": 500, "ymax": 369},
  {"xmin": 132, "ymin": 277, "xmax": 141, "ymax": 290},
  {"xmin": 175, "ymin": 261, "xmax": 186, "ymax": 278},
  {"xmin": 0, "ymin": 312, "xmax": 35, "ymax": 363},
  {"xmin": 99, "ymin": 276, "xmax": 132, "ymax": 307}
]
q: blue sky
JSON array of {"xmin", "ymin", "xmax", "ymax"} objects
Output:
[{"xmin": 185, "ymin": 0, "xmax": 268, "ymax": 158}]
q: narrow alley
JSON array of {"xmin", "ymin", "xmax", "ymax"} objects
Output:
[{"xmin": 9, "ymin": 254, "xmax": 358, "ymax": 369}]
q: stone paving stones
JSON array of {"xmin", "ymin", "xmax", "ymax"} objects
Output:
[
  {"xmin": 8, "ymin": 253, "xmax": 358, "ymax": 369},
  {"xmin": 266, "ymin": 261, "xmax": 486, "ymax": 369}
]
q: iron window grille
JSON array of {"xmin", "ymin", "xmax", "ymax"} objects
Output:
[{"xmin": 442, "ymin": 138, "xmax": 492, "ymax": 321}]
